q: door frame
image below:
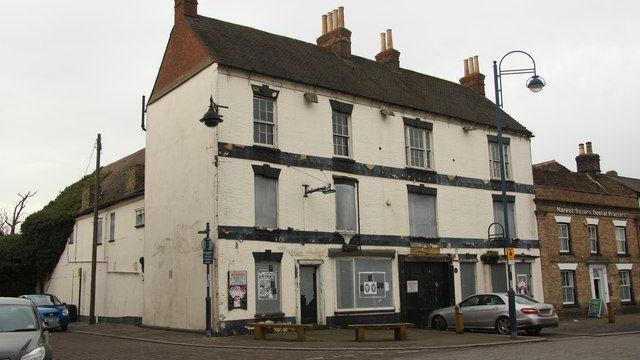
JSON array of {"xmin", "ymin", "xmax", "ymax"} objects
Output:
[
  {"xmin": 295, "ymin": 260, "xmax": 324, "ymax": 325},
  {"xmin": 589, "ymin": 264, "xmax": 610, "ymax": 303}
]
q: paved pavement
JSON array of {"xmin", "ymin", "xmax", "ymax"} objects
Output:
[
  {"xmin": 50, "ymin": 332, "xmax": 640, "ymax": 359},
  {"xmin": 48, "ymin": 314, "xmax": 640, "ymax": 359}
]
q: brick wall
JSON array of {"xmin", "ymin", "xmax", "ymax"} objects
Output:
[{"xmin": 536, "ymin": 203, "xmax": 640, "ymax": 314}]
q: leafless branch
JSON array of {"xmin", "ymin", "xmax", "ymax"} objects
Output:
[{"xmin": 6, "ymin": 191, "xmax": 36, "ymax": 235}]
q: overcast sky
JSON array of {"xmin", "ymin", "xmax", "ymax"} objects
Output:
[{"xmin": 1, "ymin": 0, "xmax": 638, "ymax": 217}]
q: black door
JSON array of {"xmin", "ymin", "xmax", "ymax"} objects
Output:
[
  {"xmin": 300, "ymin": 266, "xmax": 318, "ymax": 324},
  {"xmin": 400, "ymin": 261, "xmax": 454, "ymax": 328}
]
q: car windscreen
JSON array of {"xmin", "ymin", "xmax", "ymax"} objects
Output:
[
  {"xmin": 515, "ymin": 294, "xmax": 539, "ymax": 304},
  {"xmin": 25, "ymin": 294, "xmax": 60, "ymax": 307},
  {"xmin": 0, "ymin": 305, "xmax": 39, "ymax": 332}
]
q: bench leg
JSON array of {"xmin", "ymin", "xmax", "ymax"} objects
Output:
[
  {"xmin": 296, "ymin": 328, "xmax": 305, "ymax": 342},
  {"xmin": 394, "ymin": 326, "xmax": 407, "ymax": 341},
  {"xmin": 355, "ymin": 328, "xmax": 366, "ymax": 342},
  {"xmin": 254, "ymin": 326, "xmax": 265, "ymax": 340}
]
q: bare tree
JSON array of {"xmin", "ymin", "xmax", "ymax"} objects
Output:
[{"xmin": 3, "ymin": 191, "xmax": 36, "ymax": 235}]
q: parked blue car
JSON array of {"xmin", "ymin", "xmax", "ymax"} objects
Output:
[{"xmin": 20, "ymin": 294, "xmax": 69, "ymax": 331}]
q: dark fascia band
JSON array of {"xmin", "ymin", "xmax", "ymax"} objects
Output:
[
  {"xmin": 330, "ymin": 99, "xmax": 354, "ymax": 114},
  {"xmin": 334, "ymin": 176, "xmax": 358, "ymax": 185},
  {"xmin": 328, "ymin": 248, "xmax": 396, "ymax": 258},
  {"xmin": 252, "ymin": 164, "xmax": 281, "ymax": 179},
  {"xmin": 492, "ymin": 194, "xmax": 516, "ymax": 203},
  {"xmin": 252, "ymin": 251, "xmax": 284, "ymax": 262},
  {"xmin": 487, "ymin": 134, "xmax": 510, "ymax": 144},
  {"xmin": 407, "ymin": 184, "xmax": 437, "ymax": 195},
  {"xmin": 403, "ymin": 117, "xmax": 433, "ymax": 131},
  {"xmin": 252, "ymin": 84, "xmax": 280, "ymax": 100}
]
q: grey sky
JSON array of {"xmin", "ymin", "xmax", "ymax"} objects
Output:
[{"xmin": 1, "ymin": 0, "xmax": 638, "ymax": 217}]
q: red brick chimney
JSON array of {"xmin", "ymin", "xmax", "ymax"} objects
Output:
[
  {"xmin": 576, "ymin": 142, "xmax": 601, "ymax": 173},
  {"xmin": 459, "ymin": 55, "xmax": 486, "ymax": 96},
  {"xmin": 175, "ymin": 0, "xmax": 198, "ymax": 24},
  {"xmin": 375, "ymin": 29, "xmax": 400, "ymax": 67},
  {"xmin": 317, "ymin": 6, "xmax": 352, "ymax": 58}
]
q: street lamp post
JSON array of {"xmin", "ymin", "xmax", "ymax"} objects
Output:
[{"xmin": 492, "ymin": 50, "xmax": 545, "ymax": 339}]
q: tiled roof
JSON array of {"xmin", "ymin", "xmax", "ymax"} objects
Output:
[
  {"xmin": 532, "ymin": 160, "xmax": 635, "ymax": 195},
  {"xmin": 608, "ymin": 175, "xmax": 640, "ymax": 193},
  {"xmin": 186, "ymin": 16, "xmax": 531, "ymax": 136},
  {"xmin": 79, "ymin": 149, "xmax": 145, "ymax": 212}
]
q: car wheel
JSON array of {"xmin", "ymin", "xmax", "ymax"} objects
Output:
[
  {"xmin": 525, "ymin": 327, "xmax": 541, "ymax": 335},
  {"xmin": 431, "ymin": 315, "xmax": 447, "ymax": 331},
  {"xmin": 495, "ymin": 316, "xmax": 510, "ymax": 335},
  {"xmin": 61, "ymin": 324, "xmax": 68, "ymax": 332}
]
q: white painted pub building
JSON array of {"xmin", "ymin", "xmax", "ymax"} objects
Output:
[{"xmin": 46, "ymin": 1, "xmax": 542, "ymax": 334}]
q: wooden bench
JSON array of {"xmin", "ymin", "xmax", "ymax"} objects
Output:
[
  {"xmin": 247, "ymin": 323, "xmax": 312, "ymax": 341},
  {"xmin": 346, "ymin": 323, "xmax": 413, "ymax": 341}
]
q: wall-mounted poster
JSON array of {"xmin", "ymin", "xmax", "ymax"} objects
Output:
[
  {"xmin": 257, "ymin": 270, "xmax": 278, "ymax": 301},
  {"xmin": 406, "ymin": 280, "xmax": 419, "ymax": 293},
  {"xmin": 588, "ymin": 299, "xmax": 603, "ymax": 317},
  {"xmin": 516, "ymin": 274, "xmax": 529, "ymax": 295},
  {"xmin": 228, "ymin": 271, "xmax": 247, "ymax": 310}
]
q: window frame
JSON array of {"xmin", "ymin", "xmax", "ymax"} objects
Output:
[
  {"xmin": 252, "ymin": 96, "xmax": 277, "ymax": 147},
  {"xmin": 134, "ymin": 208, "xmax": 145, "ymax": 228},
  {"xmin": 619, "ymin": 270, "xmax": 633, "ymax": 303},
  {"xmin": 492, "ymin": 196, "xmax": 517, "ymax": 238},
  {"xmin": 96, "ymin": 217, "xmax": 103, "ymax": 246},
  {"xmin": 557, "ymin": 223, "xmax": 571, "ymax": 254},
  {"xmin": 254, "ymin": 174, "xmax": 278, "ymax": 229},
  {"xmin": 588, "ymin": 224, "xmax": 599, "ymax": 255},
  {"xmin": 335, "ymin": 257, "xmax": 395, "ymax": 311},
  {"xmin": 488, "ymin": 140, "xmax": 512, "ymax": 180},
  {"xmin": 560, "ymin": 270, "xmax": 576, "ymax": 305},
  {"xmin": 407, "ymin": 189, "xmax": 438, "ymax": 238},
  {"xmin": 332, "ymin": 111, "xmax": 352, "ymax": 158},
  {"xmin": 108, "ymin": 212, "xmax": 116, "ymax": 242},
  {"xmin": 404, "ymin": 126, "xmax": 433, "ymax": 170},
  {"xmin": 615, "ymin": 226, "xmax": 628, "ymax": 255}
]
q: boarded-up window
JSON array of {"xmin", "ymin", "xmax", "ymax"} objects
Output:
[
  {"xmin": 96, "ymin": 218, "xmax": 103, "ymax": 245},
  {"xmin": 109, "ymin": 212, "xmax": 116, "ymax": 241},
  {"xmin": 254, "ymin": 175, "xmax": 277, "ymax": 228},
  {"xmin": 460, "ymin": 262, "xmax": 476, "ymax": 300},
  {"xmin": 255, "ymin": 260, "xmax": 281, "ymax": 314},
  {"xmin": 335, "ymin": 183, "xmax": 356, "ymax": 231},
  {"xmin": 491, "ymin": 264, "xmax": 507, "ymax": 293},
  {"xmin": 493, "ymin": 198, "xmax": 516, "ymax": 237},
  {"xmin": 336, "ymin": 258, "xmax": 393, "ymax": 310},
  {"xmin": 408, "ymin": 192, "xmax": 437, "ymax": 237}
]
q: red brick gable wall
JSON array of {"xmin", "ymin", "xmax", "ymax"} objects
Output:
[{"xmin": 149, "ymin": 20, "xmax": 212, "ymax": 104}]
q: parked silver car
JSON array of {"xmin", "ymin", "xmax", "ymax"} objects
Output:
[{"xmin": 428, "ymin": 293, "xmax": 558, "ymax": 335}]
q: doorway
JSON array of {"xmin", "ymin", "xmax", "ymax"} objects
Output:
[
  {"xmin": 589, "ymin": 265, "xmax": 609, "ymax": 303},
  {"xmin": 400, "ymin": 261, "xmax": 454, "ymax": 328},
  {"xmin": 299, "ymin": 265, "xmax": 318, "ymax": 324}
]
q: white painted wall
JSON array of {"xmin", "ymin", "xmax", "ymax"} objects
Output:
[
  {"xmin": 144, "ymin": 64, "xmax": 219, "ymax": 330},
  {"xmin": 45, "ymin": 197, "xmax": 145, "ymax": 319}
]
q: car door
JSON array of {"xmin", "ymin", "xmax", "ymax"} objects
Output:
[
  {"xmin": 475, "ymin": 295, "xmax": 507, "ymax": 329},
  {"xmin": 458, "ymin": 295, "xmax": 482, "ymax": 327}
]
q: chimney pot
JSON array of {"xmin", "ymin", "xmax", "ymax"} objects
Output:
[
  {"xmin": 578, "ymin": 143, "xmax": 585, "ymax": 155},
  {"xmin": 386, "ymin": 29, "xmax": 394, "ymax": 49},
  {"xmin": 576, "ymin": 141, "xmax": 601, "ymax": 173},
  {"xmin": 459, "ymin": 55, "xmax": 486, "ymax": 96},
  {"xmin": 317, "ymin": 7, "xmax": 352, "ymax": 58},
  {"xmin": 380, "ymin": 32, "xmax": 387, "ymax": 52},
  {"xmin": 322, "ymin": 15, "xmax": 328, "ymax": 34}
]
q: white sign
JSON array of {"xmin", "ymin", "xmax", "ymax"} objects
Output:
[
  {"xmin": 363, "ymin": 281, "xmax": 378, "ymax": 295},
  {"xmin": 406, "ymin": 280, "xmax": 419, "ymax": 293},
  {"xmin": 556, "ymin": 206, "xmax": 625, "ymax": 218},
  {"xmin": 257, "ymin": 270, "xmax": 277, "ymax": 300}
]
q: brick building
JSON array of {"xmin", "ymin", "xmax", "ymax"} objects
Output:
[{"xmin": 534, "ymin": 142, "xmax": 640, "ymax": 314}]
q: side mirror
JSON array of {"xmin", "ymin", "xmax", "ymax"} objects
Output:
[
  {"xmin": 62, "ymin": 302, "xmax": 67, "ymax": 306},
  {"xmin": 42, "ymin": 321, "xmax": 49, "ymax": 330}
]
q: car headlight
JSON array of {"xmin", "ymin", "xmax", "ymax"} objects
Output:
[
  {"xmin": 62, "ymin": 308, "xmax": 69, "ymax": 316},
  {"xmin": 20, "ymin": 346, "xmax": 46, "ymax": 360}
]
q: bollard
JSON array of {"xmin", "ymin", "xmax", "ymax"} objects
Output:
[
  {"xmin": 607, "ymin": 302, "xmax": 615, "ymax": 324},
  {"xmin": 454, "ymin": 305, "xmax": 464, "ymax": 334}
]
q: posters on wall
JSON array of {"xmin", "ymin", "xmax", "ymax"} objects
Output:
[
  {"xmin": 228, "ymin": 270, "xmax": 247, "ymax": 310},
  {"xmin": 257, "ymin": 270, "xmax": 278, "ymax": 300},
  {"xmin": 516, "ymin": 274, "xmax": 529, "ymax": 295},
  {"xmin": 406, "ymin": 280, "xmax": 419, "ymax": 293}
]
